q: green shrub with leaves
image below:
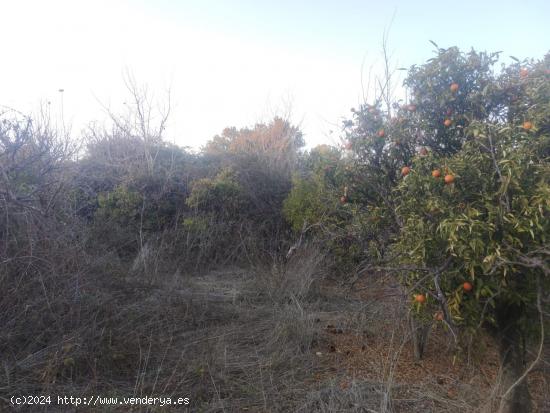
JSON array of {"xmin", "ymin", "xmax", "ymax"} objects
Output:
[
  {"xmin": 186, "ymin": 168, "xmax": 245, "ymax": 216},
  {"xmin": 184, "ymin": 168, "xmax": 251, "ymax": 267},
  {"xmin": 92, "ymin": 186, "xmax": 144, "ymax": 257},
  {"xmin": 97, "ymin": 186, "xmax": 143, "ymax": 226},
  {"xmin": 283, "ymin": 145, "xmax": 342, "ymax": 231},
  {"xmin": 282, "ymin": 145, "xmax": 368, "ymax": 273},
  {"xmin": 76, "ymin": 132, "xmax": 193, "ymax": 262},
  {"xmin": 283, "ymin": 174, "xmax": 327, "ymax": 233}
]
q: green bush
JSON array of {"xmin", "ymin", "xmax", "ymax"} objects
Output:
[
  {"xmin": 282, "ymin": 145, "xmax": 368, "ymax": 273},
  {"xmin": 186, "ymin": 168, "xmax": 244, "ymax": 215}
]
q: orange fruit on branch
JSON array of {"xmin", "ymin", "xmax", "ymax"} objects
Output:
[
  {"xmin": 444, "ymin": 174, "xmax": 455, "ymax": 184},
  {"xmin": 444, "ymin": 119, "xmax": 452, "ymax": 127},
  {"xmin": 463, "ymin": 282, "xmax": 473, "ymax": 292},
  {"xmin": 340, "ymin": 196, "xmax": 347, "ymax": 204},
  {"xmin": 522, "ymin": 121, "xmax": 533, "ymax": 130},
  {"xmin": 415, "ymin": 294, "xmax": 426, "ymax": 303},
  {"xmin": 401, "ymin": 166, "xmax": 411, "ymax": 176},
  {"xmin": 520, "ymin": 67, "xmax": 528, "ymax": 78},
  {"xmin": 450, "ymin": 83, "xmax": 459, "ymax": 93},
  {"xmin": 432, "ymin": 169, "xmax": 441, "ymax": 178},
  {"xmin": 434, "ymin": 311, "xmax": 444, "ymax": 321},
  {"xmin": 377, "ymin": 129, "xmax": 385, "ymax": 138},
  {"xmin": 407, "ymin": 104, "xmax": 417, "ymax": 112}
]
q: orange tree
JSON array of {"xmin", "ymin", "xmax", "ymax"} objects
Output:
[
  {"xmin": 340, "ymin": 100, "xmax": 417, "ymax": 261},
  {"xmin": 284, "ymin": 48, "xmax": 512, "ymax": 269},
  {"xmin": 338, "ymin": 48, "xmax": 504, "ymax": 261},
  {"xmin": 402, "ymin": 46, "xmax": 502, "ymax": 154},
  {"xmin": 392, "ymin": 52, "xmax": 550, "ymax": 412},
  {"xmin": 337, "ymin": 47, "xmax": 549, "ymax": 411}
]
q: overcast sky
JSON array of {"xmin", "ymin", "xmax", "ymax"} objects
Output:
[{"xmin": 1, "ymin": 0, "xmax": 549, "ymax": 150}]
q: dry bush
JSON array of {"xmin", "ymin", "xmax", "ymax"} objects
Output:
[
  {"xmin": 0, "ymin": 111, "xmax": 91, "ymax": 399},
  {"xmin": 251, "ymin": 244, "xmax": 326, "ymax": 303}
]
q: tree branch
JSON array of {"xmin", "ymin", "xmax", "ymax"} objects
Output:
[{"xmin": 498, "ymin": 275, "xmax": 545, "ymax": 412}]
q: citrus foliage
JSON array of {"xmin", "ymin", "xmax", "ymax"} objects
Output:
[
  {"xmin": 393, "ymin": 51, "xmax": 550, "ymax": 328},
  {"xmin": 284, "ymin": 47, "xmax": 549, "ymax": 350},
  {"xmin": 390, "ymin": 54, "xmax": 549, "ymax": 407},
  {"xmin": 396, "ymin": 121, "xmax": 549, "ymax": 327},
  {"xmin": 403, "ymin": 47, "xmax": 501, "ymax": 154}
]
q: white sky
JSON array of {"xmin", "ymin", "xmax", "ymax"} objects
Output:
[{"xmin": 1, "ymin": 0, "xmax": 549, "ymax": 150}]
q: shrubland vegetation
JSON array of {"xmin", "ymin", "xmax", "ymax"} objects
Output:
[{"xmin": 1, "ymin": 46, "xmax": 548, "ymax": 412}]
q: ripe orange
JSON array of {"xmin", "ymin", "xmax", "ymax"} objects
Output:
[
  {"xmin": 450, "ymin": 83, "xmax": 459, "ymax": 93},
  {"xmin": 520, "ymin": 67, "xmax": 529, "ymax": 78},
  {"xmin": 401, "ymin": 166, "xmax": 411, "ymax": 176},
  {"xmin": 463, "ymin": 282, "xmax": 473, "ymax": 292},
  {"xmin": 377, "ymin": 129, "xmax": 385, "ymax": 138},
  {"xmin": 444, "ymin": 119, "xmax": 452, "ymax": 127},
  {"xmin": 408, "ymin": 104, "xmax": 417, "ymax": 112},
  {"xmin": 432, "ymin": 169, "xmax": 441, "ymax": 178},
  {"xmin": 340, "ymin": 196, "xmax": 347, "ymax": 204},
  {"xmin": 414, "ymin": 294, "xmax": 426, "ymax": 304},
  {"xmin": 434, "ymin": 311, "xmax": 444, "ymax": 321},
  {"xmin": 444, "ymin": 174, "xmax": 455, "ymax": 184},
  {"xmin": 523, "ymin": 121, "xmax": 533, "ymax": 130}
]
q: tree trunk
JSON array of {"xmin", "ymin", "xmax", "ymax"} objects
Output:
[
  {"xmin": 410, "ymin": 316, "xmax": 431, "ymax": 361},
  {"xmin": 494, "ymin": 302, "xmax": 532, "ymax": 413}
]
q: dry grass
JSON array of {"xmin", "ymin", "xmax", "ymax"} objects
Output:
[
  {"xmin": 1, "ymin": 242, "xmax": 548, "ymax": 412},
  {"xmin": 0, "ymin": 245, "xmax": 343, "ymax": 412}
]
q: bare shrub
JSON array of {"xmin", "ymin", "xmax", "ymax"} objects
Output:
[{"xmin": 252, "ymin": 244, "xmax": 326, "ymax": 303}]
